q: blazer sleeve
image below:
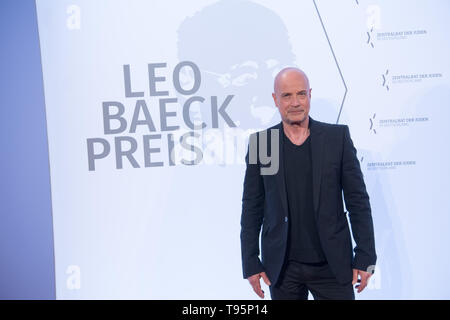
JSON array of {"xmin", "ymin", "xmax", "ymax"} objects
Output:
[
  {"xmin": 341, "ymin": 125, "xmax": 377, "ymax": 272},
  {"xmin": 240, "ymin": 133, "xmax": 265, "ymax": 279}
]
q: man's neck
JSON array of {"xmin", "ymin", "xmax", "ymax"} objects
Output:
[
  {"xmin": 282, "ymin": 118, "xmax": 310, "ymax": 145},
  {"xmin": 283, "ymin": 118, "xmax": 309, "ymax": 134}
]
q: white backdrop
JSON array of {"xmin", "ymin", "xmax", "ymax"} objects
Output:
[{"xmin": 36, "ymin": 0, "xmax": 450, "ymax": 299}]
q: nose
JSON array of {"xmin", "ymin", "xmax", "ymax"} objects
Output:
[{"xmin": 291, "ymin": 95, "xmax": 302, "ymax": 107}]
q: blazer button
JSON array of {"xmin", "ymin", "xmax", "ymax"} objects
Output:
[{"xmin": 284, "ymin": 216, "xmax": 288, "ymax": 222}]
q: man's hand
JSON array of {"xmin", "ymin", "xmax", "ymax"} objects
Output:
[
  {"xmin": 352, "ymin": 268, "xmax": 372, "ymax": 293},
  {"xmin": 247, "ymin": 272, "xmax": 271, "ymax": 299}
]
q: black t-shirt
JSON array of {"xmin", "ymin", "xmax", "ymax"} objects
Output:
[{"xmin": 283, "ymin": 129, "xmax": 326, "ymax": 263}]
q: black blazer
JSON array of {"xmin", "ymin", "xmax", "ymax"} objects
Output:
[{"xmin": 240, "ymin": 117, "xmax": 376, "ymax": 285}]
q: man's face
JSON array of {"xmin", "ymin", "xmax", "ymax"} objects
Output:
[{"xmin": 272, "ymin": 71, "xmax": 311, "ymax": 125}]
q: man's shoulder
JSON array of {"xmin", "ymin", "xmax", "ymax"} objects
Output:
[
  {"xmin": 249, "ymin": 118, "xmax": 349, "ymax": 137},
  {"xmin": 311, "ymin": 118, "xmax": 347, "ymax": 132}
]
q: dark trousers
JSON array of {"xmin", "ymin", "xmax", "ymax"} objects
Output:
[{"xmin": 269, "ymin": 260, "xmax": 355, "ymax": 300}]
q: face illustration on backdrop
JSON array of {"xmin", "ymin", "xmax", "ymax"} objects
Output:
[{"xmin": 177, "ymin": 0, "xmax": 297, "ymax": 131}]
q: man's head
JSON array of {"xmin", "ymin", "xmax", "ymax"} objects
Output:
[{"xmin": 272, "ymin": 67, "xmax": 312, "ymax": 126}]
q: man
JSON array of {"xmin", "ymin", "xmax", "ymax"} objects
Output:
[{"xmin": 240, "ymin": 68, "xmax": 376, "ymax": 300}]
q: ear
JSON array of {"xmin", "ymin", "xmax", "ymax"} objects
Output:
[
  {"xmin": 272, "ymin": 93, "xmax": 278, "ymax": 108},
  {"xmin": 308, "ymin": 88, "xmax": 312, "ymax": 98}
]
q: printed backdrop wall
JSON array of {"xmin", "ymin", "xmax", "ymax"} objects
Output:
[{"xmin": 35, "ymin": 0, "xmax": 450, "ymax": 299}]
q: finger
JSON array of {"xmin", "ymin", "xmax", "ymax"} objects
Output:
[
  {"xmin": 253, "ymin": 288, "xmax": 264, "ymax": 298},
  {"xmin": 249, "ymin": 277, "xmax": 264, "ymax": 298},
  {"xmin": 261, "ymin": 272, "xmax": 271, "ymax": 286},
  {"xmin": 357, "ymin": 283, "xmax": 365, "ymax": 293},
  {"xmin": 252, "ymin": 283, "xmax": 264, "ymax": 299},
  {"xmin": 358, "ymin": 283, "xmax": 366, "ymax": 293},
  {"xmin": 248, "ymin": 274, "xmax": 260, "ymax": 286},
  {"xmin": 352, "ymin": 269, "xmax": 358, "ymax": 285},
  {"xmin": 355, "ymin": 283, "xmax": 363, "ymax": 293},
  {"xmin": 358, "ymin": 274, "xmax": 369, "ymax": 292}
]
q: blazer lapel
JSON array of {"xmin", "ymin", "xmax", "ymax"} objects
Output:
[
  {"xmin": 273, "ymin": 122, "xmax": 289, "ymax": 219},
  {"xmin": 309, "ymin": 117, "xmax": 325, "ymax": 214}
]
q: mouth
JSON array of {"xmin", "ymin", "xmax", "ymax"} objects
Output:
[{"xmin": 288, "ymin": 110, "xmax": 304, "ymax": 114}]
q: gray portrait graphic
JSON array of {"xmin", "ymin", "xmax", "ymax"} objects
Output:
[{"xmin": 177, "ymin": 0, "xmax": 296, "ymax": 130}]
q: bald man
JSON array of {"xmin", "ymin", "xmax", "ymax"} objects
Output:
[{"xmin": 240, "ymin": 68, "xmax": 376, "ymax": 300}]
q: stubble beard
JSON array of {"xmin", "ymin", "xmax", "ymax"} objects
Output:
[{"xmin": 284, "ymin": 114, "xmax": 307, "ymax": 127}]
